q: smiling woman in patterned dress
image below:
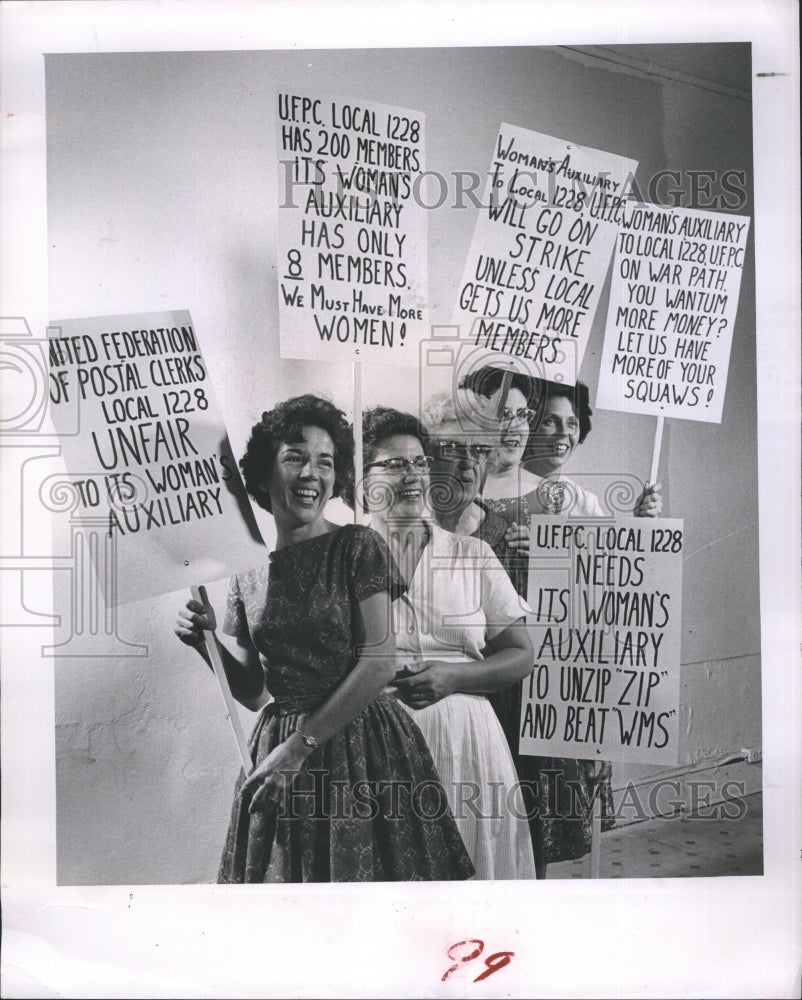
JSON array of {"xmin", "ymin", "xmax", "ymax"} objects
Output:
[{"xmin": 175, "ymin": 394, "xmax": 474, "ymax": 883}]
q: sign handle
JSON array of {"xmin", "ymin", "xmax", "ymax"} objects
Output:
[
  {"xmin": 190, "ymin": 584, "xmax": 253, "ymax": 773},
  {"xmin": 478, "ymin": 368, "xmax": 514, "ymax": 496},
  {"xmin": 353, "ymin": 361, "xmax": 365, "ymax": 526},
  {"xmin": 590, "ymin": 759, "xmax": 602, "ymax": 878},
  {"xmin": 649, "ymin": 415, "xmax": 665, "ymax": 488},
  {"xmin": 495, "ymin": 369, "xmax": 514, "ymax": 418}
]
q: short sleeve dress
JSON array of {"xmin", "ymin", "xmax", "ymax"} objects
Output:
[
  {"xmin": 392, "ymin": 524, "xmax": 537, "ymax": 880},
  {"xmin": 217, "ymin": 524, "xmax": 475, "ymax": 883},
  {"xmin": 483, "ymin": 481, "xmax": 615, "ymax": 866}
]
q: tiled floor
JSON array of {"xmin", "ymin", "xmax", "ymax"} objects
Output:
[{"xmin": 548, "ymin": 791, "xmax": 763, "ymax": 879}]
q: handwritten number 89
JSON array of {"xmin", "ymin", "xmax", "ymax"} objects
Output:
[{"xmin": 441, "ymin": 939, "xmax": 515, "ymax": 983}]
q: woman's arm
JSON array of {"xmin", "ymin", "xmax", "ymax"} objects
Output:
[
  {"xmin": 394, "ymin": 618, "xmax": 532, "ymax": 708},
  {"xmin": 295, "ymin": 590, "xmax": 397, "ymax": 742},
  {"xmin": 241, "ymin": 590, "xmax": 397, "ymax": 812},
  {"xmin": 175, "ymin": 597, "xmax": 267, "ymax": 711}
]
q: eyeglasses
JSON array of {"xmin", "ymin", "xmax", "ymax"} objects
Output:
[
  {"xmin": 364, "ymin": 455, "xmax": 433, "ymax": 476},
  {"xmin": 498, "ymin": 407, "xmax": 534, "ymax": 422},
  {"xmin": 434, "ymin": 440, "xmax": 493, "ymax": 461}
]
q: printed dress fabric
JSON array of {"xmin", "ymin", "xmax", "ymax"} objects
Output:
[
  {"xmin": 393, "ymin": 523, "xmax": 537, "ymax": 880},
  {"xmin": 217, "ymin": 524, "xmax": 474, "ymax": 883},
  {"xmin": 466, "ymin": 501, "xmax": 528, "ymax": 595},
  {"xmin": 492, "ymin": 476, "xmax": 605, "ymax": 522},
  {"xmin": 482, "ymin": 484, "xmax": 615, "ymax": 866}
]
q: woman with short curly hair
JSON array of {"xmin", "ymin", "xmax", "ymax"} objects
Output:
[
  {"xmin": 176, "ymin": 394, "xmax": 474, "ymax": 883},
  {"xmin": 239, "ymin": 394, "xmax": 355, "ymax": 513},
  {"xmin": 358, "ymin": 405, "xmax": 538, "ymax": 880}
]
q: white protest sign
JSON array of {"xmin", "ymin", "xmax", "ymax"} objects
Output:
[
  {"xmin": 596, "ymin": 203, "xmax": 750, "ymax": 422},
  {"xmin": 277, "ymin": 92, "xmax": 428, "ymax": 365},
  {"xmin": 521, "ymin": 517, "xmax": 683, "ymax": 766},
  {"xmin": 48, "ymin": 311, "xmax": 265, "ymax": 606},
  {"xmin": 452, "ymin": 124, "xmax": 637, "ymax": 383}
]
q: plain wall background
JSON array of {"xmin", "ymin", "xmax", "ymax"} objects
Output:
[{"xmin": 44, "ymin": 44, "xmax": 759, "ymax": 885}]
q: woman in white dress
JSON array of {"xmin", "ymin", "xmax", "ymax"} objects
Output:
[{"xmin": 356, "ymin": 406, "xmax": 537, "ymax": 880}]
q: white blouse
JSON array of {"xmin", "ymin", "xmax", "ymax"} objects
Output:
[{"xmin": 394, "ymin": 523, "xmax": 528, "ymax": 663}]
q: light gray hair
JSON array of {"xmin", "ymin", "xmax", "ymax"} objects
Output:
[{"xmin": 422, "ymin": 388, "xmax": 491, "ymax": 435}]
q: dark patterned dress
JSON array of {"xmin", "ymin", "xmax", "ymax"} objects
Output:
[
  {"xmin": 478, "ymin": 494, "xmax": 615, "ymax": 866},
  {"xmin": 218, "ymin": 524, "xmax": 474, "ymax": 883}
]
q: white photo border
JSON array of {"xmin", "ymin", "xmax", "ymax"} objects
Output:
[{"xmin": 1, "ymin": 1, "xmax": 799, "ymax": 997}]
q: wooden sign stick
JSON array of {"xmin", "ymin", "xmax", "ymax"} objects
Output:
[
  {"xmin": 478, "ymin": 367, "xmax": 514, "ymax": 495},
  {"xmin": 353, "ymin": 360, "xmax": 365, "ymax": 526},
  {"xmin": 494, "ymin": 368, "xmax": 514, "ymax": 419},
  {"xmin": 649, "ymin": 415, "xmax": 665, "ymax": 489},
  {"xmin": 190, "ymin": 584, "xmax": 252, "ymax": 773},
  {"xmin": 590, "ymin": 760, "xmax": 603, "ymax": 878}
]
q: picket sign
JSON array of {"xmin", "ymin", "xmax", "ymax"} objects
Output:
[
  {"xmin": 455, "ymin": 358, "xmax": 612, "ymax": 879},
  {"xmin": 587, "ymin": 420, "xmax": 663, "ymax": 879},
  {"xmin": 190, "ymin": 584, "xmax": 253, "ymax": 773},
  {"xmin": 565, "ymin": 404, "xmax": 662, "ymax": 880},
  {"xmin": 472, "ymin": 361, "xmax": 613, "ymax": 881}
]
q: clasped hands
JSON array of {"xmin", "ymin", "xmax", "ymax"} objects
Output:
[{"xmin": 392, "ymin": 660, "xmax": 460, "ymax": 710}]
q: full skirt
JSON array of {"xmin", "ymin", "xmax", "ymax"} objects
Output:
[
  {"xmin": 399, "ymin": 692, "xmax": 537, "ymax": 880},
  {"xmin": 489, "ymin": 683, "xmax": 615, "ymax": 865},
  {"xmin": 218, "ymin": 694, "xmax": 475, "ymax": 883}
]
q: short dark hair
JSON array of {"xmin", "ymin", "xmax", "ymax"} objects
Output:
[
  {"xmin": 458, "ymin": 366, "xmax": 539, "ymax": 408},
  {"xmin": 459, "ymin": 367, "xmax": 593, "ymax": 453},
  {"xmin": 341, "ymin": 406, "xmax": 427, "ymax": 509},
  {"xmin": 537, "ymin": 380, "xmax": 593, "ymax": 443},
  {"xmin": 240, "ymin": 394, "xmax": 354, "ymax": 513},
  {"xmin": 362, "ymin": 406, "xmax": 427, "ymax": 465}
]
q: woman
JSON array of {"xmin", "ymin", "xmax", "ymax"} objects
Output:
[
  {"xmin": 460, "ymin": 368, "xmax": 661, "ymax": 875},
  {"xmin": 357, "ymin": 406, "xmax": 537, "ymax": 880},
  {"xmin": 175, "ymin": 394, "xmax": 474, "ymax": 883},
  {"xmin": 421, "ymin": 388, "xmax": 527, "ymax": 595}
]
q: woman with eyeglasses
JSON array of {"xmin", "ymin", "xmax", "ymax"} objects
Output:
[
  {"xmin": 356, "ymin": 406, "xmax": 537, "ymax": 880},
  {"xmin": 460, "ymin": 367, "xmax": 661, "ymax": 877},
  {"xmin": 421, "ymin": 389, "xmax": 528, "ymax": 595},
  {"xmin": 175, "ymin": 395, "xmax": 474, "ymax": 883}
]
